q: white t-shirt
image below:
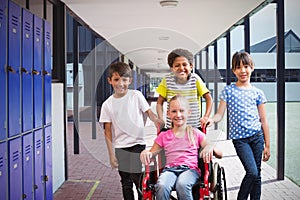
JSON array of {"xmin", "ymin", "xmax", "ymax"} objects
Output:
[{"xmin": 99, "ymin": 90, "xmax": 150, "ymax": 148}]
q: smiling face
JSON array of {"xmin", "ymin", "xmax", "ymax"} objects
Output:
[
  {"xmin": 170, "ymin": 56, "xmax": 193, "ymax": 84},
  {"xmin": 167, "ymin": 96, "xmax": 190, "ymax": 128},
  {"xmin": 232, "ymin": 60, "xmax": 254, "ymax": 84},
  {"xmin": 108, "ymin": 72, "xmax": 132, "ymax": 98}
]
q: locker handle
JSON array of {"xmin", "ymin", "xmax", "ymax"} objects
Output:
[
  {"xmin": 32, "ymin": 69, "xmax": 40, "ymax": 75},
  {"xmin": 7, "ymin": 66, "xmax": 16, "ymax": 73},
  {"xmin": 21, "ymin": 67, "xmax": 29, "ymax": 74},
  {"xmin": 43, "ymin": 70, "xmax": 51, "ymax": 76},
  {"xmin": 34, "ymin": 184, "xmax": 38, "ymax": 189},
  {"xmin": 22, "ymin": 194, "xmax": 27, "ymax": 199},
  {"xmin": 44, "ymin": 175, "xmax": 49, "ymax": 181}
]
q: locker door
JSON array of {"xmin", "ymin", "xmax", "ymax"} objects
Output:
[
  {"xmin": 0, "ymin": 0, "xmax": 7, "ymax": 140},
  {"xmin": 34, "ymin": 129, "xmax": 44, "ymax": 200},
  {"xmin": 0, "ymin": 142, "xmax": 7, "ymax": 200},
  {"xmin": 23, "ymin": 132, "xmax": 33, "ymax": 200},
  {"xmin": 33, "ymin": 15, "xmax": 43, "ymax": 128},
  {"xmin": 8, "ymin": 0, "xmax": 21, "ymax": 137},
  {"xmin": 133, "ymin": 70, "xmax": 138, "ymax": 90},
  {"xmin": 9, "ymin": 137, "xmax": 22, "ymax": 200},
  {"xmin": 22, "ymin": 9, "xmax": 33, "ymax": 132},
  {"xmin": 139, "ymin": 74, "xmax": 143, "ymax": 94},
  {"xmin": 44, "ymin": 126, "xmax": 52, "ymax": 200},
  {"xmin": 44, "ymin": 20, "xmax": 51, "ymax": 125}
]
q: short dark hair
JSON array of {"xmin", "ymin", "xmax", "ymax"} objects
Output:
[
  {"xmin": 232, "ymin": 52, "xmax": 254, "ymax": 71},
  {"xmin": 167, "ymin": 48, "xmax": 194, "ymax": 68},
  {"xmin": 108, "ymin": 62, "xmax": 132, "ymax": 78}
]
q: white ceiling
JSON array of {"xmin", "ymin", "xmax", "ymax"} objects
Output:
[{"xmin": 60, "ymin": 0, "xmax": 268, "ymax": 76}]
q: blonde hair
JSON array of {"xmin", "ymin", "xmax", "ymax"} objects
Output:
[{"xmin": 169, "ymin": 95, "xmax": 196, "ymax": 147}]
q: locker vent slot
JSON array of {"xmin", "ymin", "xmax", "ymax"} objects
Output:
[
  {"xmin": 46, "ymin": 135, "xmax": 51, "ymax": 144},
  {"xmin": 12, "ymin": 150, "xmax": 19, "ymax": 162},
  {"xmin": 36, "ymin": 139, "xmax": 41, "ymax": 148},
  {"xmin": 0, "ymin": 156, "xmax": 3, "ymax": 168},
  {"xmin": 0, "ymin": 8, "xmax": 3, "ymax": 20},
  {"xmin": 25, "ymin": 21, "xmax": 31, "ymax": 32},
  {"xmin": 35, "ymin": 27, "xmax": 41, "ymax": 37},
  {"xmin": 25, "ymin": 144, "xmax": 31, "ymax": 155},
  {"xmin": 46, "ymin": 31, "xmax": 50, "ymax": 40},
  {"xmin": 11, "ymin": 15, "xmax": 19, "ymax": 27}
]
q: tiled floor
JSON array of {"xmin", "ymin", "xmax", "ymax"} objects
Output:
[{"xmin": 53, "ymin": 120, "xmax": 300, "ymax": 200}]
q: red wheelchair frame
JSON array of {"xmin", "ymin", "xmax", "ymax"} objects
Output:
[{"xmin": 142, "ymin": 127, "xmax": 227, "ymax": 200}]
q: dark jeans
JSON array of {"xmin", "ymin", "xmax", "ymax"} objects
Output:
[
  {"xmin": 233, "ymin": 132, "xmax": 264, "ymax": 200},
  {"xmin": 115, "ymin": 144, "xmax": 146, "ymax": 200}
]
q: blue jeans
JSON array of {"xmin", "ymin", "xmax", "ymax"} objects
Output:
[
  {"xmin": 232, "ymin": 132, "xmax": 264, "ymax": 200},
  {"xmin": 155, "ymin": 166, "xmax": 200, "ymax": 200}
]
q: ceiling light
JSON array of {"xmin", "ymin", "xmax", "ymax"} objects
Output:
[
  {"xmin": 160, "ymin": 0, "xmax": 178, "ymax": 8},
  {"xmin": 158, "ymin": 36, "xmax": 170, "ymax": 40}
]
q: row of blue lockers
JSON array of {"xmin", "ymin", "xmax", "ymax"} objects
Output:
[
  {"xmin": 0, "ymin": 126, "xmax": 53, "ymax": 200},
  {"xmin": 0, "ymin": 0, "xmax": 53, "ymax": 200},
  {"xmin": 0, "ymin": 0, "xmax": 52, "ymax": 141}
]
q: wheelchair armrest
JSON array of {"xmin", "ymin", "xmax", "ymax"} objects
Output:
[
  {"xmin": 203, "ymin": 162, "xmax": 209, "ymax": 186},
  {"xmin": 142, "ymin": 159, "xmax": 158, "ymax": 199}
]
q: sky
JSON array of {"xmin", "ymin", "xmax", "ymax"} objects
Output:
[
  {"xmin": 251, "ymin": 0, "xmax": 300, "ymax": 45},
  {"xmin": 212, "ymin": 0, "xmax": 300, "ymax": 69}
]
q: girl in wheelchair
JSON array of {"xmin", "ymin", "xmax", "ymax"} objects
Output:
[{"xmin": 140, "ymin": 95, "xmax": 222, "ymax": 200}]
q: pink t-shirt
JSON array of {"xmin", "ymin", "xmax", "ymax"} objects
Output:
[{"xmin": 155, "ymin": 128, "xmax": 205, "ymax": 170}]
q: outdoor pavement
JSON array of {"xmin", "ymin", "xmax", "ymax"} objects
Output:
[{"xmin": 53, "ymin": 119, "xmax": 300, "ymax": 200}]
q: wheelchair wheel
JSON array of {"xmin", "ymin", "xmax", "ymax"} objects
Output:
[
  {"xmin": 220, "ymin": 166, "xmax": 227, "ymax": 200},
  {"xmin": 211, "ymin": 162, "xmax": 220, "ymax": 200},
  {"xmin": 211, "ymin": 162, "xmax": 227, "ymax": 200}
]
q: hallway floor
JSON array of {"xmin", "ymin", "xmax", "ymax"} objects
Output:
[{"xmin": 53, "ymin": 120, "xmax": 300, "ymax": 200}]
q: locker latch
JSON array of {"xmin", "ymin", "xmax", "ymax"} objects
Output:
[
  {"xmin": 21, "ymin": 67, "xmax": 29, "ymax": 74},
  {"xmin": 22, "ymin": 194, "xmax": 27, "ymax": 199},
  {"xmin": 7, "ymin": 66, "xmax": 16, "ymax": 73},
  {"xmin": 44, "ymin": 175, "xmax": 49, "ymax": 182},
  {"xmin": 32, "ymin": 69, "xmax": 40, "ymax": 75},
  {"xmin": 43, "ymin": 70, "xmax": 51, "ymax": 76}
]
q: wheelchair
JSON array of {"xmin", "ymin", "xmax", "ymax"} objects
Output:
[{"xmin": 142, "ymin": 127, "xmax": 227, "ymax": 200}]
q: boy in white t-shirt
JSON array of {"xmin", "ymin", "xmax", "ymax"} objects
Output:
[{"xmin": 99, "ymin": 62, "xmax": 163, "ymax": 200}]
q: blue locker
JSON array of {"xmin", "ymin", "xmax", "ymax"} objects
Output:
[
  {"xmin": 22, "ymin": 9, "xmax": 34, "ymax": 132},
  {"xmin": 44, "ymin": 20, "xmax": 51, "ymax": 125},
  {"xmin": 139, "ymin": 74, "xmax": 144, "ymax": 94},
  {"xmin": 33, "ymin": 15, "xmax": 43, "ymax": 128},
  {"xmin": 133, "ymin": 70, "xmax": 138, "ymax": 89},
  {"xmin": 0, "ymin": 0, "xmax": 7, "ymax": 140},
  {"xmin": 23, "ymin": 132, "xmax": 33, "ymax": 200},
  {"xmin": 9, "ymin": 137, "xmax": 22, "ymax": 200},
  {"xmin": 8, "ymin": 0, "xmax": 21, "ymax": 137},
  {"xmin": 34, "ymin": 129, "xmax": 44, "ymax": 200},
  {"xmin": 0, "ymin": 142, "xmax": 7, "ymax": 200},
  {"xmin": 44, "ymin": 126, "xmax": 52, "ymax": 200}
]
